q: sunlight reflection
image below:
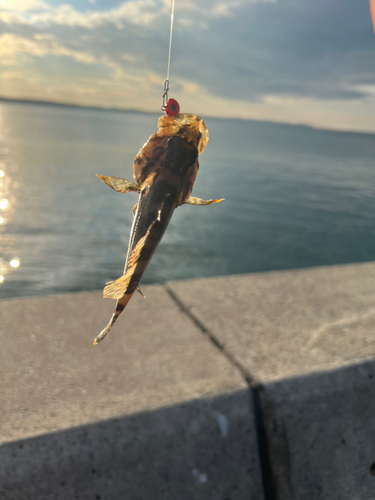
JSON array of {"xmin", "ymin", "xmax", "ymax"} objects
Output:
[
  {"xmin": 0, "ymin": 198, "xmax": 8, "ymax": 210},
  {"xmin": 0, "ymin": 108, "xmax": 20, "ymax": 291}
]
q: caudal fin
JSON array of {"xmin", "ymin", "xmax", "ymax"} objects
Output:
[
  {"xmin": 93, "ymin": 314, "xmax": 117, "ymax": 345},
  {"xmin": 93, "ymin": 293, "xmax": 133, "ymax": 345}
]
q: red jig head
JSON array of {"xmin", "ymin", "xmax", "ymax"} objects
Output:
[{"xmin": 165, "ymin": 98, "xmax": 180, "ymax": 116}]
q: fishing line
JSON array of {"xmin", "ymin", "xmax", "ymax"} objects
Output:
[
  {"xmin": 166, "ymin": 0, "xmax": 175, "ymax": 84},
  {"xmin": 162, "ymin": 0, "xmax": 180, "ymax": 115}
]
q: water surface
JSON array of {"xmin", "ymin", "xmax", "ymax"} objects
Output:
[{"xmin": 0, "ymin": 101, "xmax": 375, "ymax": 299}]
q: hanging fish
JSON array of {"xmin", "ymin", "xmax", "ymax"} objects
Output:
[{"xmin": 94, "ymin": 112, "xmax": 224, "ymax": 344}]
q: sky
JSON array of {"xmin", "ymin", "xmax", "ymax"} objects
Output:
[{"xmin": 0, "ymin": 0, "xmax": 375, "ymax": 132}]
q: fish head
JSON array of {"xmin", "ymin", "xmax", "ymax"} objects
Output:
[{"xmin": 157, "ymin": 113, "xmax": 209, "ymax": 154}]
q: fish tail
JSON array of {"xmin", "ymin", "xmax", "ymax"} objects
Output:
[{"xmin": 93, "ymin": 294, "xmax": 133, "ymax": 345}]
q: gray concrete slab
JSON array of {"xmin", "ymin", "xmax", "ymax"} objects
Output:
[
  {"xmin": 259, "ymin": 361, "xmax": 375, "ymax": 500},
  {"xmin": 0, "ymin": 287, "xmax": 263, "ymax": 500},
  {"xmin": 167, "ymin": 262, "xmax": 375, "ymax": 499},
  {"xmin": 167, "ymin": 262, "xmax": 375, "ymax": 383}
]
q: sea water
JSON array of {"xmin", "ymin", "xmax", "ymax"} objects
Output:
[{"xmin": 1, "ymin": 101, "xmax": 375, "ymax": 299}]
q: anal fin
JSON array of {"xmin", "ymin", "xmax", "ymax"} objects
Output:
[
  {"xmin": 103, "ymin": 222, "xmax": 155, "ymax": 300},
  {"xmin": 103, "ymin": 271, "xmax": 133, "ymax": 300}
]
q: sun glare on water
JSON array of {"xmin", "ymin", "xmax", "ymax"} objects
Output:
[{"xmin": 0, "ymin": 199, "xmax": 8, "ymax": 210}]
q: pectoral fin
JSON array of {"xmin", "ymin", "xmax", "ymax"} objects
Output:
[
  {"xmin": 185, "ymin": 196, "xmax": 225, "ymax": 205},
  {"xmin": 96, "ymin": 174, "xmax": 139, "ymax": 193}
]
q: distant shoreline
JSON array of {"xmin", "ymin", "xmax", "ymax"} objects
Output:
[
  {"xmin": 0, "ymin": 95, "xmax": 374, "ymax": 137},
  {"xmin": 0, "ymin": 96, "xmax": 156, "ymax": 116}
]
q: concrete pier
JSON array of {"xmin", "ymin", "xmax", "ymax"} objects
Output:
[{"xmin": 1, "ymin": 261, "xmax": 375, "ymax": 499}]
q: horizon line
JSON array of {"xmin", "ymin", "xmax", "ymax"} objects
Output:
[{"xmin": 1, "ymin": 95, "xmax": 374, "ymax": 137}]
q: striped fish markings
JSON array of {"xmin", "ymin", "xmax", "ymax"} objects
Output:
[{"xmin": 94, "ymin": 113, "xmax": 224, "ymax": 345}]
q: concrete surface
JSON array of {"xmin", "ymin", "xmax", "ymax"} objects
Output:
[
  {"xmin": 167, "ymin": 262, "xmax": 375, "ymax": 383},
  {"xmin": 0, "ymin": 286, "xmax": 263, "ymax": 500},
  {"xmin": 2, "ymin": 262, "xmax": 375, "ymax": 500},
  {"xmin": 259, "ymin": 361, "xmax": 375, "ymax": 500},
  {"xmin": 167, "ymin": 262, "xmax": 375, "ymax": 499}
]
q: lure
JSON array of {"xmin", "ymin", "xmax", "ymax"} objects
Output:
[{"xmin": 94, "ymin": 112, "xmax": 224, "ymax": 344}]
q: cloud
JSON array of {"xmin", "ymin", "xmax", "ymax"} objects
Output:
[
  {"xmin": 0, "ymin": 0, "xmax": 375, "ymax": 131},
  {"xmin": 169, "ymin": 0, "xmax": 375, "ymax": 104},
  {"xmin": 0, "ymin": 0, "xmax": 278, "ymax": 28},
  {"xmin": 0, "ymin": 33, "xmax": 95, "ymax": 64},
  {"xmin": 0, "ymin": 0, "xmax": 164, "ymax": 28},
  {"xmin": 210, "ymin": 0, "xmax": 276, "ymax": 18},
  {"xmin": 0, "ymin": 0, "xmax": 48, "ymax": 12}
]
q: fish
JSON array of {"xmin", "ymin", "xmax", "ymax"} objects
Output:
[{"xmin": 93, "ymin": 113, "xmax": 224, "ymax": 345}]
